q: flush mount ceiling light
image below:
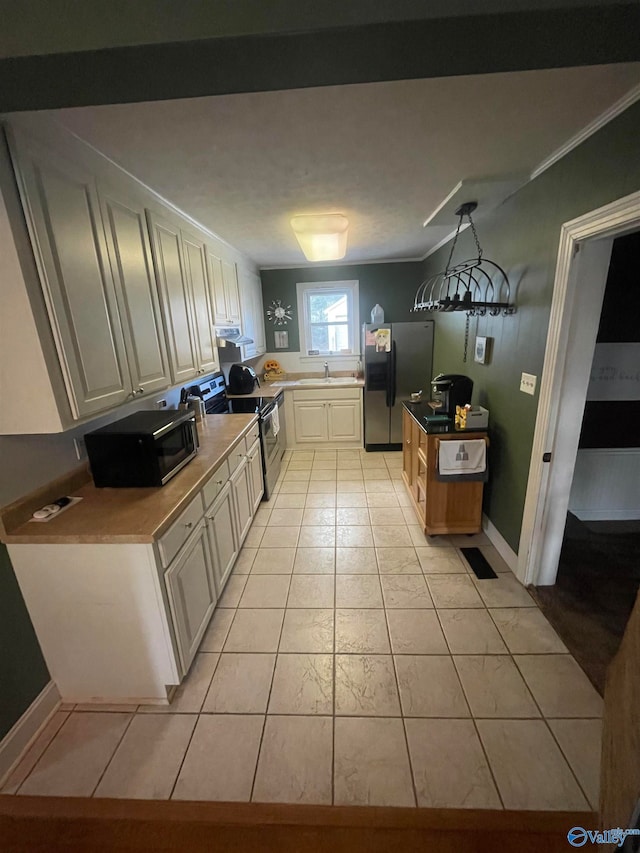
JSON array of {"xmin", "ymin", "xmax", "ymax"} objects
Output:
[
  {"xmin": 290, "ymin": 213, "xmax": 349, "ymax": 262},
  {"xmin": 413, "ymin": 202, "xmax": 515, "ymax": 317}
]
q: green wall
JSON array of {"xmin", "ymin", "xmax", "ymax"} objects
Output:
[
  {"xmin": 260, "ymin": 262, "xmax": 424, "ymax": 352},
  {"xmin": 0, "ymin": 544, "xmax": 50, "ymax": 739},
  {"xmin": 422, "ymin": 100, "xmax": 640, "ymax": 554}
]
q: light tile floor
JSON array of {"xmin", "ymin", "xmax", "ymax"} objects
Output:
[{"xmin": 2, "ymin": 449, "xmax": 602, "ymax": 811}]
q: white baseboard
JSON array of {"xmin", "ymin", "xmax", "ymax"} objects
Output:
[
  {"xmin": 572, "ymin": 509, "xmax": 640, "ymax": 522},
  {"xmin": 0, "ymin": 681, "xmax": 60, "ymax": 786},
  {"xmin": 482, "ymin": 513, "xmax": 519, "ymax": 574}
]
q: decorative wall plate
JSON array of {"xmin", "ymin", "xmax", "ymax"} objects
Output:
[{"xmin": 266, "ymin": 299, "xmax": 293, "ymax": 325}]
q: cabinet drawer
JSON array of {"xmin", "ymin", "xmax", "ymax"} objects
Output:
[
  {"xmin": 292, "ymin": 388, "xmax": 361, "ymax": 401},
  {"xmin": 202, "ymin": 459, "xmax": 230, "ymax": 510},
  {"xmin": 228, "ymin": 442, "xmax": 248, "ymax": 477},
  {"xmin": 158, "ymin": 493, "xmax": 204, "ymax": 569},
  {"xmin": 244, "ymin": 423, "xmax": 260, "ymax": 451}
]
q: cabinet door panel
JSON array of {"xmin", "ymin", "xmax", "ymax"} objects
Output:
[
  {"xmin": 294, "ymin": 402, "xmax": 328, "ymax": 442},
  {"xmin": 207, "ymin": 248, "xmax": 228, "ymax": 325},
  {"xmin": 10, "ymin": 132, "xmax": 131, "ymax": 418},
  {"xmin": 164, "ymin": 522, "xmax": 216, "ymax": 673},
  {"xmin": 252, "ymin": 274, "xmax": 266, "ymax": 355},
  {"xmin": 147, "ymin": 212, "xmax": 198, "ymax": 383},
  {"xmin": 206, "ymin": 482, "xmax": 238, "ymax": 595},
  {"xmin": 230, "ymin": 457, "xmax": 253, "ymax": 545},
  {"xmin": 247, "ymin": 437, "xmax": 264, "ymax": 512},
  {"xmin": 182, "ymin": 232, "xmax": 218, "ymax": 375},
  {"xmin": 222, "ymin": 259, "xmax": 241, "ymax": 325},
  {"xmin": 328, "ymin": 400, "xmax": 361, "ymax": 442},
  {"xmin": 102, "ymin": 193, "xmax": 170, "ymax": 395}
]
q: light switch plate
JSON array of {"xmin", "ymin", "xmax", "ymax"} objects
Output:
[{"xmin": 520, "ymin": 372, "xmax": 537, "ymax": 395}]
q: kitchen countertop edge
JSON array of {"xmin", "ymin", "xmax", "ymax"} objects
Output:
[{"xmin": 2, "ymin": 413, "xmax": 259, "ymax": 546}]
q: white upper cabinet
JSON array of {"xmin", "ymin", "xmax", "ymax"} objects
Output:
[
  {"xmin": 208, "ymin": 245, "xmax": 241, "ymax": 327},
  {"xmin": 100, "ymin": 189, "xmax": 171, "ymax": 397},
  {"xmin": 181, "ymin": 230, "xmax": 218, "ymax": 376},
  {"xmin": 146, "ymin": 211, "xmax": 199, "ymax": 384},
  {"xmin": 238, "ymin": 265, "xmax": 266, "ymax": 360},
  {"xmin": 6, "ymin": 125, "xmax": 132, "ymax": 419}
]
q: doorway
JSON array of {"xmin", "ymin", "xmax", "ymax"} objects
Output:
[
  {"xmin": 518, "ymin": 189, "xmax": 640, "ymax": 594},
  {"xmin": 529, "ymin": 231, "xmax": 640, "ymax": 693}
]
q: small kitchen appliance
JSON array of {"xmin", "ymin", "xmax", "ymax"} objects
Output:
[
  {"xmin": 85, "ymin": 409, "xmax": 198, "ymax": 487},
  {"xmin": 430, "ymin": 374, "xmax": 473, "ymax": 419},
  {"xmin": 227, "ymin": 363, "xmax": 260, "ymax": 395}
]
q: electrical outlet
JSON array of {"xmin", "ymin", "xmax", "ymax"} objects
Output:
[
  {"xmin": 520, "ymin": 372, "xmax": 537, "ymax": 395},
  {"xmin": 156, "ymin": 399, "xmax": 168, "ymax": 409},
  {"xmin": 73, "ymin": 437, "xmax": 87, "ymax": 460}
]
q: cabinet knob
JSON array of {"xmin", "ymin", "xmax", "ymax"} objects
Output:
[
  {"xmin": 216, "ymin": 479, "xmax": 223, "ymax": 486},
  {"xmin": 136, "ymin": 388, "xmax": 144, "ymax": 395},
  {"xmin": 184, "ymin": 521, "xmax": 193, "ymax": 529}
]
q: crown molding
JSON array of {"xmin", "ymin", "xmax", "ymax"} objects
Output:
[
  {"xmin": 530, "ymin": 81, "xmax": 640, "ymax": 181},
  {"xmin": 259, "ymin": 256, "xmax": 424, "ymax": 271}
]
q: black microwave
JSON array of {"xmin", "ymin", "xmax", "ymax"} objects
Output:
[{"xmin": 85, "ymin": 409, "xmax": 198, "ymax": 487}]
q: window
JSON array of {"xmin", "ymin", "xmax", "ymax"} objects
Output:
[{"xmin": 296, "ymin": 280, "xmax": 359, "ymax": 357}]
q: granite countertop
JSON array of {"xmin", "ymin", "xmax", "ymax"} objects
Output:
[
  {"xmin": 2, "ymin": 414, "xmax": 258, "ymax": 545},
  {"xmin": 403, "ymin": 400, "xmax": 489, "ymax": 436}
]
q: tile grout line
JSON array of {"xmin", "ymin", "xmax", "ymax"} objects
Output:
[
  {"xmin": 89, "ymin": 710, "xmax": 137, "ymax": 798},
  {"xmin": 14, "ymin": 706, "xmax": 74, "ymax": 795},
  {"xmin": 382, "ymin": 590, "xmax": 419, "ymax": 808},
  {"xmin": 439, "ymin": 617, "xmax": 506, "ymax": 811},
  {"xmin": 248, "ymin": 569, "xmax": 290, "ymax": 804},
  {"xmin": 331, "ymin": 520, "xmax": 337, "ymax": 808}
]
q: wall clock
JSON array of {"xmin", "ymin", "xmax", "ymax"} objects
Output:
[{"xmin": 266, "ymin": 299, "xmax": 293, "ymax": 325}]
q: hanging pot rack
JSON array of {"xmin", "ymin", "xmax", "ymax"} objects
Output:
[{"xmin": 412, "ymin": 202, "xmax": 516, "ymax": 317}]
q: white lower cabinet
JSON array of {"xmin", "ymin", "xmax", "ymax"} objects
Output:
[
  {"xmin": 163, "ymin": 520, "xmax": 216, "ymax": 674},
  {"xmin": 230, "ymin": 454, "xmax": 253, "ymax": 546},
  {"xmin": 205, "ymin": 481, "xmax": 238, "ymax": 595},
  {"xmin": 247, "ymin": 437, "xmax": 264, "ymax": 512},
  {"xmin": 290, "ymin": 388, "xmax": 363, "ymax": 446}
]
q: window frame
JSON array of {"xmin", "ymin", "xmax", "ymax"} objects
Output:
[{"xmin": 296, "ymin": 280, "xmax": 360, "ymax": 358}]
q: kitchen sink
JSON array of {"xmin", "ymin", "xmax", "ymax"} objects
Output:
[{"xmin": 295, "ymin": 377, "xmax": 358, "ymax": 385}]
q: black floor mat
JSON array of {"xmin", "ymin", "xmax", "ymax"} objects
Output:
[{"xmin": 460, "ymin": 547, "xmax": 497, "ymax": 579}]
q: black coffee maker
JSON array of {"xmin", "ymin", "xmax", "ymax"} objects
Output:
[{"xmin": 430, "ymin": 374, "xmax": 473, "ymax": 418}]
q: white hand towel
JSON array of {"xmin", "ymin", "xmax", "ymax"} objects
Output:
[
  {"xmin": 272, "ymin": 402, "xmax": 280, "ymax": 437},
  {"xmin": 438, "ymin": 439, "xmax": 486, "ymax": 475}
]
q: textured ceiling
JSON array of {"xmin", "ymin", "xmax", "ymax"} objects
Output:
[{"xmin": 39, "ymin": 63, "xmax": 640, "ymax": 267}]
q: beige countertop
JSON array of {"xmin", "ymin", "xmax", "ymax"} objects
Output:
[
  {"xmin": 225, "ymin": 386, "xmax": 283, "ymax": 399},
  {"xmin": 2, "ymin": 414, "xmax": 258, "ymax": 546},
  {"xmin": 269, "ymin": 378, "xmax": 364, "ymax": 390}
]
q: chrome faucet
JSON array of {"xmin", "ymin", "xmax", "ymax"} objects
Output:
[{"xmin": 324, "ymin": 361, "xmax": 330, "ymax": 379}]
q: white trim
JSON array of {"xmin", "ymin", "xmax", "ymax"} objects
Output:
[
  {"xmin": 0, "ymin": 681, "xmax": 60, "ymax": 786},
  {"xmin": 296, "ymin": 280, "xmax": 360, "ymax": 357},
  {"xmin": 518, "ymin": 190, "xmax": 640, "ymax": 588},
  {"xmin": 530, "ymin": 83, "xmax": 640, "ymax": 181},
  {"xmin": 482, "ymin": 513, "xmax": 518, "ymax": 574},
  {"xmin": 259, "ymin": 257, "xmax": 424, "ymax": 270}
]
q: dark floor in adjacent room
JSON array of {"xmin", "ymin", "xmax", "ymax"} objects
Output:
[{"xmin": 532, "ymin": 513, "xmax": 640, "ymax": 696}]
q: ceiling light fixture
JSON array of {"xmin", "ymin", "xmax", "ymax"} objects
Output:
[
  {"xmin": 290, "ymin": 213, "xmax": 349, "ymax": 262},
  {"xmin": 413, "ymin": 202, "xmax": 516, "ymax": 317}
]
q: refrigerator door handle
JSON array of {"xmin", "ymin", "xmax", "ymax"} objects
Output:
[
  {"xmin": 390, "ymin": 340, "xmax": 397, "ymax": 407},
  {"xmin": 385, "ymin": 348, "xmax": 392, "ymax": 408}
]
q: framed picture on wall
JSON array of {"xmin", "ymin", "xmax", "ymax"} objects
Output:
[{"xmin": 474, "ymin": 336, "xmax": 491, "ymax": 364}]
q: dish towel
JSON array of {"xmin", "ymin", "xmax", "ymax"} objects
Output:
[
  {"xmin": 272, "ymin": 403, "xmax": 280, "ymax": 437},
  {"xmin": 438, "ymin": 439, "xmax": 486, "ymax": 476}
]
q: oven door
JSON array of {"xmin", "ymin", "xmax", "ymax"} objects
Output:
[{"xmin": 260, "ymin": 400, "xmax": 284, "ymax": 499}]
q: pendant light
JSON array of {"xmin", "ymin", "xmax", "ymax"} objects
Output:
[{"xmin": 413, "ymin": 202, "xmax": 515, "ymax": 316}]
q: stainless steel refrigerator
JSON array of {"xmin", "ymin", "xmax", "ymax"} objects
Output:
[{"xmin": 362, "ymin": 321, "xmax": 434, "ymax": 450}]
